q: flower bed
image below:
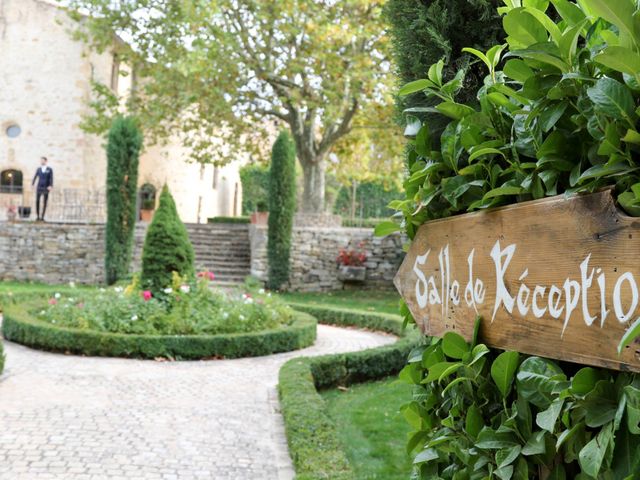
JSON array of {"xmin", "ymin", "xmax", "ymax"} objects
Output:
[{"xmin": 2, "ymin": 276, "xmax": 317, "ymax": 359}]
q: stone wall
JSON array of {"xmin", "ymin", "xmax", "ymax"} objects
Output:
[
  {"xmin": 0, "ymin": 222, "xmax": 105, "ymax": 284},
  {"xmin": 250, "ymin": 225, "xmax": 404, "ymax": 292}
]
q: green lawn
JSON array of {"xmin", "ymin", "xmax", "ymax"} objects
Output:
[
  {"xmin": 322, "ymin": 377, "xmax": 413, "ymax": 480},
  {"xmin": 280, "ymin": 289, "xmax": 400, "ymax": 315}
]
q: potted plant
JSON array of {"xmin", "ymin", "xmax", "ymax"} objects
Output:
[
  {"xmin": 250, "ymin": 200, "xmax": 269, "ymax": 225},
  {"xmin": 139, "ymin": 183, "xmax": 157, "ymax": 222},
  {"xmin": 336, "ymin": 241, "xmax": 368, "ymax": 282},
  {"xmin": 18, "ymin": 206, "xmax": 31, "ymax": 219}
]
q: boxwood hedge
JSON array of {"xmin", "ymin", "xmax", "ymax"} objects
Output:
[
  {"xmin": 278, "ymin": 304, "xmax": 422, "ymax": 479},
  {"xmin": 2, "ymin": 301, "xmax": 316, "ymax": 360}
]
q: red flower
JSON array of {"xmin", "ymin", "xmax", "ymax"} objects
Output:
[
  {"xmin": 142, "ymin": 290, "xmax": 152, "ymax": 301},
  {"xmin": 48, "ymin": 298, "xmax": 57, "ymax": 305}
]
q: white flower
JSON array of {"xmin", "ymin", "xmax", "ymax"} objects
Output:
[
  {"xmin": 114, "ymin": 286, "xmax": 124, "ymax": 293},
  {"xmin": 222, "ymin": 312, "xmax": 229, "ymax": 319},
  {"xmin": 163, "ymin": 288, "xmax": 173, "ymax": 294},
  {"xmin": 239, "ymin": 314, "xmax": 245, "ymax": 320},
  {"xmin": 245, "ymin": 297, "xmax": 253, "ymax": 304},
  {"xmin": 242, "ymin": 293, "xmax": 248, "ymax": 299},
  {"xmin": 99, "ymin": 288, "xmax": 106, "ymax": 293},
  {"xmin": 180, "ymin": 285, "xmax": 190, "ymax": 293},
  {"xmin": 258, "ymin": 288, "xmax": 265, "ymax": 295},
  {"xmin": 68, "ymin": 298, "xmax": 74, "ymax": 303},
  {"xmin": 54, "ymin": 292, "xmax": 61, "ymax": 299},
  {"xmin": 68, "ymin": 281, "xmax": 76, "ymax": 288},
  {"xmin": 52, "ymin": 320, "xmax": 56, "ymax": 324},
  {"xmin": 131, "ymin": 315, "xmax": 138, "ymax": 321},
  {"xmin": 267, "ymin": 293, "xmax": 272, "ymax": 298},
  {"xmin": 40, "ymin": 310, "xmax": 45, "ymax": 315}
]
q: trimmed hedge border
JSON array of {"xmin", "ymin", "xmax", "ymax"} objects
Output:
[
  {"xmin": 2, "ymin": 301, "xmax": 317, "ymax": 360},
  {"xmin": 278, "ymin": 303, "xmax": 422, "ymax": 480},
  {"xmin": 207, "ymin": 216, "xmax": 251, "ymax": 224}
]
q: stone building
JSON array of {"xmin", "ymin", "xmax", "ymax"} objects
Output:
[{"xmin": 0, "ymin": 0, "xmax": 243, "ymax": 223}]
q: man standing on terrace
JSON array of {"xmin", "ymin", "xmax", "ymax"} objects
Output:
[{"xmin": 32, "ymin": 156, "xmax": 53, "ymax": 222}]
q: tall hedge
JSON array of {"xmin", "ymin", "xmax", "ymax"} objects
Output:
[
  {"xmin": 105, "ymin": 116, "xmax": 143, "ymax": 284},
  {"xmin": 141, "ymin": 185, "xmax": 194, "ymax": 294},
  {"xmin": 239, "ymin": 164, "xmax": 269, "ymax": 215},
  {"xmin": 0, "ymin": 342, "xmax": 4, "ymax": 376},
  {"xmin": 267, "ymin": 131, "xmax": 297, "ymax": 290},
  {"xmin": 334, "ymin": 180, "xmax": 402, "ymax": 219}
]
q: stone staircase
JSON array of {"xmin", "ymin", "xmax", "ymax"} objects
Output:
[{"xmin": 132, "ymin": 223, "xmax": 251, "ymax": 285}]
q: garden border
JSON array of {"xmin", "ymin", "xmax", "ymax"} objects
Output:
[
  {"xmin": 1, "ymin": 301, "xmax": 317, "ymax": 360},
  {"xmin": 278, "ymin": 303, "xmax": 421, "ymax": 479}
]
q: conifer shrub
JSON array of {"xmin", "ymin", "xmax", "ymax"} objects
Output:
[
  {"xmin": 105, "ymin": 116, "xmax": 143, "ymax": 284},
  {"xmin": 267, "ymin": 131, "xmax": 297, "ymax": 290},
  {"xmin": 140, "ymin": 185, "xmax": 194, "ymax": 294}
]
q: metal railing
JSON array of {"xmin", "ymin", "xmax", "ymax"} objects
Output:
[{"xmin": 0, "ymin": 187, "xmax": 107, "ymax": 223}]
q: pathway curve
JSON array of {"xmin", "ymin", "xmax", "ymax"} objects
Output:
[{"xmin": 0, "ymin": 324, "xmax": 395, "ymax": 480}]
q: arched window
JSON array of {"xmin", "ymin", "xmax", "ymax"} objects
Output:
[{"xmin": 0, "ymin": 169, "xmax": 23, "ymax": 194}]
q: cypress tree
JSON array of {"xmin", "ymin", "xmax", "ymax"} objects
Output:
[
  {"xmin": 141, "ymin": 185, "xmax": 195, "ymax": 294},
  {"xmin": 105, "ymin": 116, "xmax": 143, "ymax": 284},
  {"xmin": 383, "ymin": 0, "xmax": 504, "ymax": 134},
  {"xmin": 267, "ymin": 131, "xmax": 297, "ymax": 290}
]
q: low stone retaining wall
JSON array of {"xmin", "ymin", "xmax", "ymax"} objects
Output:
[
  {"xmin": 0, "ymin": 221, "xmax": 405, "ymax": 291},
  {"xmin": 250, "ymin": 225, "xmax": 405, "ymax": 292},
  {"xmin": 0, "ymin": 222, "xmax": 104, "ymax": 284}
]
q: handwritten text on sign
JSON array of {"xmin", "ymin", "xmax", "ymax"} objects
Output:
[{"xmin": 394, "ymin": 190, "xmax": 640, "ymax": 372}]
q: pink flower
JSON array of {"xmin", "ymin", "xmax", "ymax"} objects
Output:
[
  {"xmin": 197, "ymin": 271, "xmax": 216, "ymax": 281},
  {"xmin": 48, "ymin": 298, "xmax": 57, "ymax": 305},
  {"xmin": 142, "ymin": 290, "xmax": 152, "ymax": 301},
  {"xmin": 77, "ymin": 303, "xmax": 84, "ymax": 309}
]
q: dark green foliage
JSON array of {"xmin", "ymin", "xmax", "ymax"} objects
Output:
[
  {"xmin": 2, "ymin": 302, "xmax": 316, "ymax": 360},
  {"xmin": 394, "ymin": 1, "xmax": 640, "ymax": 240},
  {"xmin": 267, "ymin": 131, "xmax": 297, "ymax": 290},
  {"xmin": 207, "ymin": 216, "xmax": 250, "ymax": 224},
  {"xmin": 0, "ymin": 342, "xmax": 4, "ymax": 376},
  {"xmin": 140, "ymin": 185, "xmax": 194, "ymax": 294},
  {"xmin": 278, "ymin": 306, "xmax": 421, "ymax": 480},
  {"xmin": 401, "ymin": 329, "xmax": 640, "ymax": 478},
  {"xmin": 105, "ymin": 116, "xmax": 142, "ymax": 284},
  {"xmin": 239, "ymin": 164, "xmax": 269, "ymax": 215},
  {"xmin": 333, "ymin": 180, "xmax": 402, "ymax": 219},
  {"xmin": 383, "ymin": 0, "xmax": 503, "ymax": 131}
]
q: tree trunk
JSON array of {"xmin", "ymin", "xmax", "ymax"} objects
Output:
[{"xmin": 300, "ymin": 159, "xmax": 326, "ymax": 213}]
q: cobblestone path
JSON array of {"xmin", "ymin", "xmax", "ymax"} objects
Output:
[{"xmin": 0, "ymin": 324, "xmax": 395, "ymax": 480}]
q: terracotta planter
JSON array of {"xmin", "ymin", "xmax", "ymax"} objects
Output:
[
  {"xmin": 140, "ymin": 209, "xmax": 154, "ymax": 222},
  {"xmin": 338, "ymin": 265, "xmax": 366, "ymax": 282},
  {"xmin": 250, "ymin": 211, "xmax": 269, "ymax": 225}
]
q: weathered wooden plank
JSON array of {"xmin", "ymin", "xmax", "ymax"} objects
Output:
[{"xmin": 394, "ymin": 189, "xmax": 640, "ymax": 371}]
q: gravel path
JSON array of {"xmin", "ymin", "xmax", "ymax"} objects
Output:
[{"xmin": 0, "ymin": 324, "xmax": 395, "ymax": 480}]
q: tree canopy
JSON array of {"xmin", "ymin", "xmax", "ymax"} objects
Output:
[{"xmin": 62, "ymin": 0, "xmax": 401, "ymax": 212}]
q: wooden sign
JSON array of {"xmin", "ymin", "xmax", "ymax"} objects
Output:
[{"xmin": 394, "ymin": 189, "xmax": 640, "ymax": 372}]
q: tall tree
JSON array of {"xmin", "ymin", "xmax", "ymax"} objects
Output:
[
  {"xmin": 63, "ymin": 0, "xmax": 396, "ymax": 213},
  {"xmin": 105, "ymin": 116, "xmax": 142, "ymax": 284},
  {"xmin": 267, "ymin": 131, "xmax": 297, "ymax": 290}
]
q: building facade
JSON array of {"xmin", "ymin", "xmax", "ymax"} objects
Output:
[{"xmin": 0, "ymin": 0, "xmax": 242, "ymax": 223}]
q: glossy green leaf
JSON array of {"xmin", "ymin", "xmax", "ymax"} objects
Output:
[
  {"xmin": 374, "ymin": 221, "xmax": 401, "ymax": 237},
  {"xmin": 594, "ymin": 47, "xmax": 640, "ymax": 77},
  {"xmin": 399, "ymin": 79, "xmax": 435, "ymax": 96},
  {"xmin": 465, "ymin": 404, "xmax": 484, "ymax": 439},
  {"xmin": 571, "ymin": 367, "xmax": 605, "ymax": 396},
  {"xmin": 578, "ymin": 422, "xmax": 614, "ymax": 478},
  {"xmin": 587, "ymin": 77, "xmax": 637, "ymax": 126},
  {"xmin": 504, "ymin": 59, "xmax": 534, "ymax": 82},
  {"xmin": 442, "ymin": 332, "xmax": 470, "ymax": 359},
  {"xmin": 536, "ymin": 398, "xmax": 564, "ymax": 432},
  {"xmin": 491, "ymin": 351, "xmax": 520, "ymax": 398}
]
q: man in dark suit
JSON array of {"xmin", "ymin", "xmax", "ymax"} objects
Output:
[{"xmin": 32, "ymin": 156, "xmax": 53, "ymax": 222}]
